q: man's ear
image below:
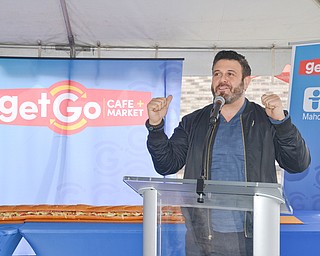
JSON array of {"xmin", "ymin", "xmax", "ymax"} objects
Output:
[{"xmin": 243, "ymin": 76, "xmax": 251, "ymax": 91}]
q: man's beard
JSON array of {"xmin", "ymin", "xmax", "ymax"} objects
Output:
[{"xmin": 212, "ymin": 81, "xmax": 245, "ymax": 104}]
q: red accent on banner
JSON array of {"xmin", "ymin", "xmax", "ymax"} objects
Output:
[
  {"xmin": 299, "ymin": 58, "xmax": 320, "ymax": 75},
  {"xmin": 0, "ymin": 80, "xmax": 151, "ymax": 135}
]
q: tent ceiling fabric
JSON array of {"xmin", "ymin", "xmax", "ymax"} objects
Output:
[{"xmin": 0, "ymin": 0, "xmax": 320, "ymax": 75}]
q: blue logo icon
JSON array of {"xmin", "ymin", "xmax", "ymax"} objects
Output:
[{"xmin": 303, "ymin": 87, "xmax": 320, "ymax": 112}]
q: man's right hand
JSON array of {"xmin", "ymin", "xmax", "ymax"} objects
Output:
[{"xmin": 147, "ymin": 95, "xmax": 173, "ymax": 125}]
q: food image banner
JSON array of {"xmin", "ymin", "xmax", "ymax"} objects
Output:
[
  {"xmin": 285, "ymin": 43, "xmax": 320, "ymax": 210},
  {"xmin": 0, "ymin": 58, "xmax": 183, "ymax": 206}
]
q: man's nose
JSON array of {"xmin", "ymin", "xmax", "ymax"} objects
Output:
[{"xmin": 219, "ymin": 73, "xmax": 229, "ymax": 82}]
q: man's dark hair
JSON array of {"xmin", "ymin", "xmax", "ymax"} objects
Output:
[{"xmin": 212, "ymin": 50, "xmax": 251, "ymax": 79}]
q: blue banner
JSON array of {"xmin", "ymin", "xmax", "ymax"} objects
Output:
[
  {"xmin": 0, "ymin": 58, "xmax": 183, "ymax": 206},
  {"xmin": 285, "ymin": 43, "xmax": 320, "ymax": 210}
]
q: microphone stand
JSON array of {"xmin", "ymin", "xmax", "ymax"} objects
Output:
[{"xmin": 197, "ymin": 109, "xmax": 219, "ymax": 203}]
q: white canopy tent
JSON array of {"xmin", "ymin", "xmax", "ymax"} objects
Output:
[
  {"xmin": 1, "ymin": 1, "xmax": 319, "ymax": 254},
  {"xmin": 0, "ymin": 0, "xmax": 320, "ymax": 75}
]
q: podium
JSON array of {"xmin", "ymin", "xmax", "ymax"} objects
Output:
[{"xmin": 123, "ymin": 176, "xmax": 292, "ymax": 256}]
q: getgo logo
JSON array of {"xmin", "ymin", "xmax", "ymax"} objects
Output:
[
  {"xmin": 0, "ymin": 80, "xmax": 151, "ymax": 135},
  {"xmin": 299, "ymin": 58, "xmax": 320, "ymax": 75}
]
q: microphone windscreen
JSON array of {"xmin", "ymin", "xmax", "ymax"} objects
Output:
[{"xmin": 214, "ymin": 95, "xmax": 225, "ymax": 106}]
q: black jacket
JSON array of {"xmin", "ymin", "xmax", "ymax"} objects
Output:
[
  {"xmin": 146, "ymin": 99, "xmax": 311, "ymax": 254},
  {"xmin": 147, "ymin": 99, "xmax": 310, "ymax": 180}
]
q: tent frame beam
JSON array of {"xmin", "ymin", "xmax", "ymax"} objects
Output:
[{"xmin": 0, "ymin": 44, "xmax": 291, "ymax": 53}]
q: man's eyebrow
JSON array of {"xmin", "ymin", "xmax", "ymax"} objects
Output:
[{"xmin": 213, "ymin": 69, "xmax": 237, "ymax": 73}]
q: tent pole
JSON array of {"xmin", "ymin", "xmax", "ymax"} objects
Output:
[{"xmin": 60, "ymin": 0, "xmax": 76, "ymax": 58}]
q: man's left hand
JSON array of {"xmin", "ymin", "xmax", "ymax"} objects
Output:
[{"xmin": 261, "ymin": 93, "xmax": 285, "ymax": 121}]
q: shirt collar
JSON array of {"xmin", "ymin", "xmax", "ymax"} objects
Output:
[{"xmin": 220, "ymin": 100, "xmax": 247, "ymax": 122}]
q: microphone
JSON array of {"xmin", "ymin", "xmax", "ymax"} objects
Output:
[{"xmin": 209, "ymin": 96, "xmax": 225, "ymax": 125}]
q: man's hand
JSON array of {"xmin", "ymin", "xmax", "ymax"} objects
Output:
[
  {"xmin": 261, "ymin": 94, "xmax": 285, "ymax": 121},
  {"xmin": 147, "ymin": 95, "xmax": 173, "ymax": 125}
]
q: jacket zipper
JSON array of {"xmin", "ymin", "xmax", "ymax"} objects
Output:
[{"xmin": 240, "ymin": 114, "xmax": 250, "ymax": 238}]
